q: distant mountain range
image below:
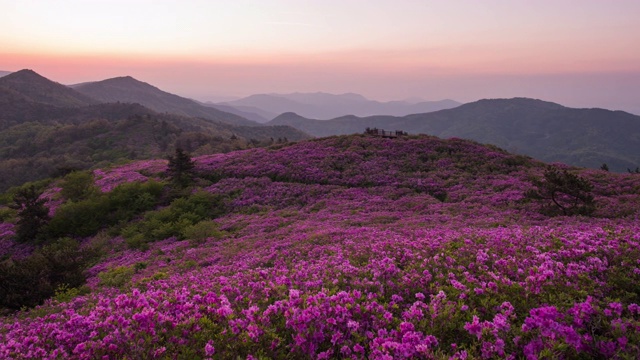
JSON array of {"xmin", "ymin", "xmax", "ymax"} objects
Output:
[
  {"xmin": 268, "ymin": 98, "xmax": 640, "ymax": 172},
  {"xmin": 200, "ymin": 102, "xmax": 273, "ymax": 123},
  {"xmin": 2, "ymin": 68, "xmax": 639, "ymax": 175},
  {"xmin": 72, "ymin": 76, "xmax": 257, "ymax": 126},
  {"xmin": 0, "ymin": 69, "xmax": 310, "ymax": 191},
  {"xmin": 217, "ymin": 92, "xmax": 461, "ymax": 121},
  {"xmin": 0, "ymin": 71, "xmax": 11, "ymax": 78}
]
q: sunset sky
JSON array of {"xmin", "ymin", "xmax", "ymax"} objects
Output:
[{"xmin": 1, "ymin": 0, "xmax": 639, "ymax": 113}]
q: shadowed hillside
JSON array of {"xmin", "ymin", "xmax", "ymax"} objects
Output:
[
  {"xmin": 0, "ymin": 69, "xmax": 98, "ymax": 108},
  {"xmin": 73, "ymin": 76, "xmax": 259, "ymax": 126},
  {"xmin": 0, "ymin": 71, "xmax": 310, "ymax": 191},
  {"xmin": 268, "ymin": 98, "xmax": 640, "ymax": 172},
  {"xmin": 0, "ymin": 107, "xmax": 309, "ymax": 191}
]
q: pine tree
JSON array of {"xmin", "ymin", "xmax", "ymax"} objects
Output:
[
  {"xmin": 9, "ymin": 186, "xmax": 50, "ymax": 243},
  {"xmin": 525, "ymin": 166, "xmax": 596, "ymax": 216},
  {"xmin": 166, "ymin": 148, "xmax": 195, "ymax": 187}
]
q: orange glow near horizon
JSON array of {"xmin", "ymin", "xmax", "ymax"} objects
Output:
[
  {"xmin": 1, "ymin": 0, "xmax": 639, "ymax": 113},
  {"xmin": 5, "ymin": 42, "xmax": 640, "ymax": 83}
]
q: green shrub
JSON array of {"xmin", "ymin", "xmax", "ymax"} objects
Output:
[
  {"xmin": 98, "ymin": 266, "xmax": 134, "ymax": 288},
  {"xmin": 0, "ymin": 253, "xmax": 54, "ymax": 310},
  {"xmin": 0, "ymin": 178, "xmax": 53, "ymax": 206},
  {"xmin": 61, "ymin": 171, "xmax": 98, "ymax": 202},
  {"xmin": 525, "ymin": 166, "xmax": 596, "ymax": 216},
  {"xmin": 122, "ymin": 191, "xmax": 225, "ymax": 248},
  {"xmin": 182, "ymin": 220, "xmax": 225, "ymax": 244},
  {"xmin": 124, "ymin": 234, "xmax": 148, "ymax": 251},
  {"xmin": 0, "ymin": 238, "xmax": 99, "ymax": 310},
  {"xmin": 134, "ymin": 262, "xmax": 148, "ymax": 273},
  {"xmin": 0, "ymin": 207, "xmax": 16, "ymax": 222},
  {"xmin": 46, "ymin": 180, "xmax": 165, "ymax": 238},
  {"xmin": 53, "ymin": 284, "xmax": 90, "ymax": 303}
]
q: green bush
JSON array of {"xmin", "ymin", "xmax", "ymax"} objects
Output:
[
  {"xmin": 53, "ymin": 284, "xmax": 90, "ymax": 303},
  {"xmin": 122, "ymin": 191, "xmax": 225, "ymax": 248},
  {"xmin": 46, "ymin": 180, "xmax": 165, "ymax": 238},
  {"xmin": 61, "ymin": 171, "xmax": 98, "ymax": 202},
  {"xmin": 0, "ymin": 238, "xmax": 99, "ymax": 310},
  {"xmin": 183, "ymin": 220, "xmax": 225, "ymax": 244},
  {"xmin": 0, "ymin": 207, "xmax": 15, "ymax": 222},
  {"xmin": 0, "ymin": 178, "xmax": 53, "ymax": 206},
  {"xmin": 525, "ymin": 166, "xmax": 596, "ymax": 216},
  {"xmin": 98, "ymin": 266, "xmax": 135, "ymax": 288}
]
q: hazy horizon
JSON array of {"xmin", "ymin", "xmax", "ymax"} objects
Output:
[{"xmin": 1, "ymin": 0, "xmax": 639, "ymax": 113}]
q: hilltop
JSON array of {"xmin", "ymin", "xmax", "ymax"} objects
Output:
[
  {"xmin": 73, "ymin": 76, "xmax": 258, "ymax": 126},
  {"xmin": 1, "ymin": 134, "xmax": 639, "ymax": 358},
  {"xmin": 268, "ymin": 98, "xmax": 640, "ymax": 172},
  {"xmin": 0, "ymin": 69, "xmax": 98, "ymax": 108}
]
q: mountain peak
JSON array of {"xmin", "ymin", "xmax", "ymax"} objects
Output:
[
  {"xmin": 473, "ymin": 97, "xmax": 565, "ymax": 109},
  {"xmin": 73, "ymin": 75, "xmax": 258, "ymax": 126},
  {"xmin": 273, "ymin": 111, "xmax": 305, "ymax": 120},
  {"xmin": 3, "ymin": 69, "xmax": 49, "ymax": 83},
  {"xmin": 0, "ymin": 69, "xmax": 97, "ymax": 107},
  {"xmin": 12, "ymin": 69, "xmax": 38, "ymax": 75},
  {"xmin": 93, "ymin": 75, "xmax": 154, "ymax": 88}
]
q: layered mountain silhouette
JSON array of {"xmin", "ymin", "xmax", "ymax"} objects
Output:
[
  {"xmin": 220, "ymin": 92, "xmax": 460, "ymax": 121},
  {"xmin": 0, "ymin": 71, "xmax": 11, "ymax": 78},
  {"xmin": 201, "ymin": 102, "xmax": 272, "ymax": 123},
  {"xmin": 72, "ymin": 76, "xmax": 258, "ymax": 126},
  {"xmin": 0, "ymin": 70, "xmax": 310, "ymax": 190},
  {"xmin": 268, "ymin": 98, "xmax": 640, "ymax": 172}
]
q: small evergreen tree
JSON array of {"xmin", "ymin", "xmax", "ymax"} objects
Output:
[
  {"xmin": 526, "ymin": 166, "xmax": 596, "ymax": 216},
  {"xmin": 9, "ymin": 185, "xmax": 50, "ymax": 243},
  {"xmin": 600, "ymin": 163, "xmax": 609, "ymax": 172},
  {"xmin": 166, "ymin": 147, "xmax": 196, "ymax": 187}
]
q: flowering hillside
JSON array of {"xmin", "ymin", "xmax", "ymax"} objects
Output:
[{"xmin": 1, "ymin": 134, "xmax": 640, "ymax": 359}]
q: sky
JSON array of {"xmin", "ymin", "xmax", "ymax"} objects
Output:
[{"xmin": 1, "ymin": 0, "xmax": 639, "ymax": 113}]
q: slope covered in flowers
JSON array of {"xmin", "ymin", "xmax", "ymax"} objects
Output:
[{"xmin": 1, "ymin": 134, "xmax": 640, "ymax": 359}]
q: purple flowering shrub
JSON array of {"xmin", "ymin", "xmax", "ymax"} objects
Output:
[{"xmin": 1, "ymin": 135, "xmax": 640, "ymax": 358}]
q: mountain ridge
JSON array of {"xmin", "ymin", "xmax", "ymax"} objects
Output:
[
  {"xmin": 0, "ymin": 69, "xmax": 98, "ymax": 108},
  {"xmin": 268, "ymin": 97, "xmax": 640, "ymax": 172},
  {"xmin": 222, "ymin": 92, "xmax": 461, "ymax": 121},
  {"xmin": 72, "ymin": 76, "xmax": 259, "ymax": 126},
  {"xmin": 0, "ymin": 70, "xmax": 311, "ymax": 191},
  {"xmin": 200, "ymin": 102, "xmax": 271, "ymax": 123}
]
